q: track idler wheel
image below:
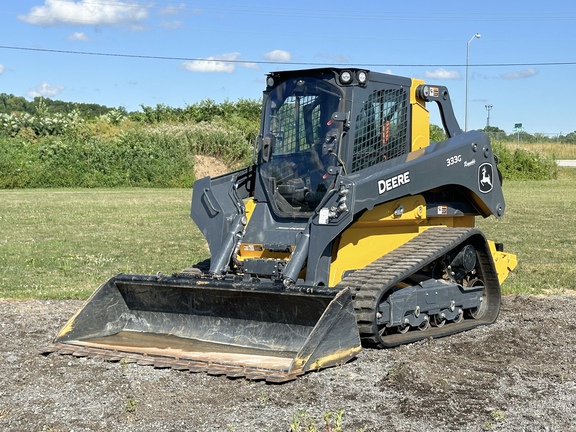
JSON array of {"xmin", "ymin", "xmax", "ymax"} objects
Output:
[
  {"xmin": 432, "ymin": 314, "xmax": 446, "ymax": 327},
  {"xmin": 397, "ymin": 321, "xmax": 410, "ymax": 334},
  {"xmin": 453, "ymin": 309, "xmax": 464, "ymax": 323},
  {"xmin": 418, "ymin": 315, "xmax": 430, "ymax": 331},
  {"xmin": 466, "ymin": 278, "xmax": 487, "ymax": 319}
]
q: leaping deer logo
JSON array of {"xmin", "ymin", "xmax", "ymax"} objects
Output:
[
  {"xmin": 478, "ymin": 163, "xmax": 493, "ymax": 193},
  {"xmin": 480, "ymin": 166, "xmax": 492, "ymax": 188}
]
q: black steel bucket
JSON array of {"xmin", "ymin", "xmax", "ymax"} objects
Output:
[{"xmin": 46, "ymin": 273, "xmax": 361, "ymax": 382}]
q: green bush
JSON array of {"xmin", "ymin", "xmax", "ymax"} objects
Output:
[
  {"xmin": 0, "ymin": 120, "xmax": 254, "ymax": 188},
  {"xmin": 133, "ymin": 99, "xmax": 261, "ymax": 146},
  {"xmin": 1, "ymin": 95, "xmax": 559, "ymax": 188},
  {"xmin": 0, "ymin": 139, "xmax": 39, "ymax": 188},
  {"xmin": 0, "ymin": 107, "xmax": 84, "ymax": 138},
  {"xmin": 0, "ymin": 97, "xmax": 258, "ymax": 188},
  {"xmin": 157, "ymin": 122, "xmax": 252, "ymax": 166},
  {"xmin": 492, "ymin": 141, "xmax": 557, "ymax": 180}
]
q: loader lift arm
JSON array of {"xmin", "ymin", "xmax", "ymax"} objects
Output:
[{"xmin": 416, "ymin": 84, "xmax": 463, "ymax": 138}]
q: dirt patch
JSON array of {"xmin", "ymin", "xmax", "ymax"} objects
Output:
[
  {"xmin": 194, "ymin": 155, "xmax": 230, "ymax": 179},
  {"xmin": 2, "ymin": 295, "xmax": 576, "ymax": 431}
]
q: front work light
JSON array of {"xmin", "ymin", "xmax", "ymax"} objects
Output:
[
  {"xmin": 339, "ymin": 71, "xmax": 352, "ymax": 84},
  {"xmin": 356, "ymin": 70, "xmax": 368, "ymax": 84}
]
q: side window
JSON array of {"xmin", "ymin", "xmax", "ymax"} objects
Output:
[{"xmin": 352, "ymin": 88, "xmax": 409, "ymax": 172}]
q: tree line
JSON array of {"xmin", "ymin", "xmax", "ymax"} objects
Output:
[
  {"xmin": 0, "ymin": 93, "xmax": 115, "ymax": 119},
  {"xmin": 2, "ymin": 93, "xmax": 575, "ymax": 144},
  {"xmin": 429, "ymin": 124, "xmax": 575, "ymax": 144},
  {"xmin": 0, "ymin": 93, "xmax": 558, "ymax": 188},
  {"xmin": 0, "ymin": 93, "xmax": 261, "ymax": 125}
]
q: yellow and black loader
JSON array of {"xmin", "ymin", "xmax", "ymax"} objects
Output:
[{"xmin": 45, "ymin": 68, "xmax": 517, "ymax": 382}]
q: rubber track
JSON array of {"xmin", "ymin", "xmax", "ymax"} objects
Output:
[{"xmin": 335, "ymin": 227, "xmax": 501, "ymax": 348}]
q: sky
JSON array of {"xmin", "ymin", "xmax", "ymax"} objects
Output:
[{"xmin": 1, "ymin": 0, "xmax": 576, "ymax": 135}]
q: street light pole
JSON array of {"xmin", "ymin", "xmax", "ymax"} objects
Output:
[
  {"xmin": 485, "ymin": 104, "xmax": 493, "ymax": 128},
  {"xmin": 465, "ymin": 33, "xmax": 481, "ymax": 131}
]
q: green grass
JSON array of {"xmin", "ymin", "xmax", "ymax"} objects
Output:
[
  {"xmin": 0, "ymin": 189, "xmax": 208, "ymax": 299},
  {"xmin": 1, "ymin": 170, "xmax": 575, "ymax": 299},
  {"xmin": 477, "ymin": 167, "xmax": 576, "ymax": 294}
]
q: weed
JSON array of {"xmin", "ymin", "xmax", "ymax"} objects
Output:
[
  {"xmin": 289, "ymin": 409, "xmax": 307, "ymax": 432},
  {"xmin": 119, "ymin": 357, "xmax": 131, "ymax": 370},
  {"xmin": 323, "ymin": 410, "xmax": 344, "ymax": 431},
  {"xmin": 257, "ymin": 390, "xmax": 268, "ymax": 405},
  {"xmin": 490, "ymin": 410, "xmax": 505, "ymax": 422},
  {"xmin": 384, "ymin": 365, "xmax": 398, "ymax": 382},
  {"xmin": 290, "ymin": 409, "xmax": 344, "ymax": 432},
  {"xmin": 125, "ymin": 397, "xmax": 138, "ymax": 413}
]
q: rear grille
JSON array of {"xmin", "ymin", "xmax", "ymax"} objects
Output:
[{"xmin": 352, "ymin": 88, "xmax": 409, "ymax": 172}]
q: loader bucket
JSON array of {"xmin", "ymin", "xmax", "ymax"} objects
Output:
[{"xmin": 45, "ymin": 274, "xmax": 361, "ymax": 382}]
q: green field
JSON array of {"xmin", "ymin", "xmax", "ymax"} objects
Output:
[
  {"xmin": 0, "ymin": 189, "xmax": 208, "ymax": 299},
  {"xmin": 1, "ymin": 169, "xmax": 575, "ymax": 299},
  {"xmin": 477, "ymin": 168, "xmax": 576, "ymax": 294}
]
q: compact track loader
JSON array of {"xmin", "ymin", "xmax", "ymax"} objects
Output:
[{"xmin": 45, "ymin": 68, "xmax": 517, "ymax": 382}]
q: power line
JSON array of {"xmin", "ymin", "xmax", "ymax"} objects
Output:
[{"xmin": 1, "ymin": 44, "xmax": 576, "ymax": 68}]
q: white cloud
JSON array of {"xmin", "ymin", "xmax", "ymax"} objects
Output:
[
  {"xmin": 67, "ymin": 32, "xmax": 89, "ymax": 41},
  {"xmin": 264, "ymin": 50, "xmax": 291, "ymax": 62},
  {"xmin": 160, "ymin": 4, "xmax": 185, "ymax": 16},
  {"xmin": 423, "ymin": 68, "xmax": 461, "ymax": 80},
  {"xmin": 500, "ymin": 68, "xmax": 538, "ymax": 79},
  {"xmin": 18, "ymin": 0, "xmax": 148, "ymax": 28},
  {"xmin": 182, "ymin": 53, "xmax": 242, "ymax": 73},
  {"xmin": 28, "ymin": 82, "xmax": 64, "ymax": 98},
  {"xmin": 182, "ymin": 60, "xmax": 235, "ymax": 73},
  {"xmin": 0, "ymin": 64, "xmax": 5, "ymax": 74}
]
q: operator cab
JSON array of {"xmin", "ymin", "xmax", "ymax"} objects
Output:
[
  {"xmin": 260, "ymin": 74, "xmax": 345, "ymax": 216},
  {"xmin": 258, "ymin": 69, "xmax": 416, "ymax": 218}
]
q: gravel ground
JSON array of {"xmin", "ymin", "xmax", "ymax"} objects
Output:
[{"xmin": 1, "ymin": 294, "xmax": 576, "ymax": 432}]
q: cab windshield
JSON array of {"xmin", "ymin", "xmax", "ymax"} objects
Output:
[{"xmin": 261, "ymin": 77, "xmax": 343, "ymax": 215}]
